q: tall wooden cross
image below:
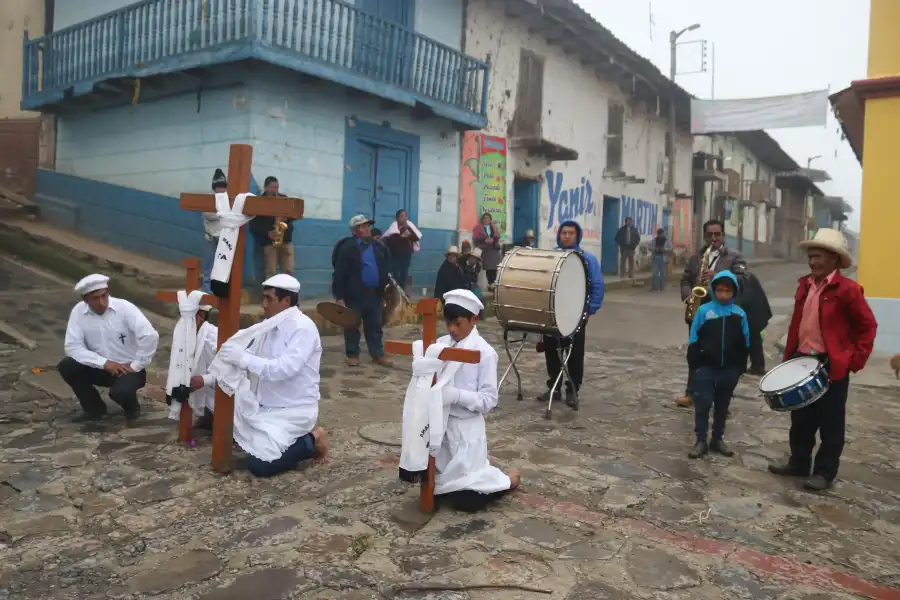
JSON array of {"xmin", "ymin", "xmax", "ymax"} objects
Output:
[
  {"xmin": 179, "ymin": 144, "xmax": 304, "ymax": 473},
  {"xmin": 156, "ymin": 257, "xmax": 218, "ymax": 445},
  {"xmin": 384, "ymin": 298, "xmax": 481, "ymax": 513}
]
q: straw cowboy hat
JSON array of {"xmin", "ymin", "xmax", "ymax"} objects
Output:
[
  {"xmin": 445, "ymin": 245, "xmax": 460, "ymax": 256},
  {"xmin": 799, "ymin": 228, "xmax": 853, "ymax": 269},
  {"xmin": 470, "ymin": 247, "xmax": 483, "ymax": 261}
]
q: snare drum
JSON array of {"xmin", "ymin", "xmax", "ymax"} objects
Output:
[
  {"xmin": 493, "ymin": 247, "xmax": 589, "ymax": 338},
  {"xmin": 758, "ymin": 357, "xmax": 830, "ymax": 412}
]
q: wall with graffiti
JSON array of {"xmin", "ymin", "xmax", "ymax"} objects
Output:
[{"xmin": 459, "ymin": 132, "xmax": 509, "ymax": 241}]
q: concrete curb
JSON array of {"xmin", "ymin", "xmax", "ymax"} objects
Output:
[{"xmin": 0, "ymin": 321, "xmax": 39, "ymax": 350}]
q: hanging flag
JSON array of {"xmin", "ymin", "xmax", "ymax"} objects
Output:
[{"xmin": 691, "ymin": 90, "xmax": 828, "ymax": 134}]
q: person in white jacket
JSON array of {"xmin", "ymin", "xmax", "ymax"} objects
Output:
[{"xmin": 58, "ymin": 274, "xmax": 159, "ymax": 423}]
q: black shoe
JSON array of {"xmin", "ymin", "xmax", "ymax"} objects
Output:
[
  {"xmin": 747, "ymin": 367, "xmax": 767, "ymax": 376},
  {"xmin": 710, "ymin": 439, "xmax": 735, "ymax": 457},
  {"xmin": 803, "ymin": 475, "xmax": 832, "ymax": 491},
  {"xmin": 537, "ymin": 389, "xmax": 561, "ymax": 403},
  {"xmin": 124, "ymin": 406, "xmax": 141, "ymax": 423},
  {"xmin": 565, "ymin": 388, "xmax": 577, "ymax": 408},
  {"xmin": 71, "ymin": 411, "xmax": 107, "ymax": 423},
  {"xmin": 768, "ymin": 462, "xmax": 810, "ymax": 477},
  {"xmin": 688, "ymin": 441, "xmax": 709, "ymax": 459}
]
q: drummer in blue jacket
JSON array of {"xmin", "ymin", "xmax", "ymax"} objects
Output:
[
  {"xmin": 686, "ymin": 270, "xmax": 750, "ymax": 459},
  {"xmin": 537, "ymin": 220, "xmax": 605, "ymax": 408}
]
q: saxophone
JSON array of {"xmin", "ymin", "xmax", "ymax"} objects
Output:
[
  {"xmin": 684, "ymin": 245, "xmax": 712, "ymax": 324},
  {"xmin": 272, "ymin": 217, "xmax": 288, "ymax": 247}
]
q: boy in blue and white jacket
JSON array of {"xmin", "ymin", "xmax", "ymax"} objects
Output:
[{"xmin": 686, "ymin": 270, "xmax": 750, "ymax": 459}]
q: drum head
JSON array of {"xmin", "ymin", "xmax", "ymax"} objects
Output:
[
  {"xmin": 759, "ymin": 357, "xmax": 821, "ymax": 393},
  {"xmin": 554, "ymin": 253, "xmax": 588, "ymax": 337}
]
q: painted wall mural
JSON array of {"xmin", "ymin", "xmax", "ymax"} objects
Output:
[
  {"xmin": 620, "ymin": 195, "xmax": 660, "ymax": 236},
  {"xmin": 545, "ymin": 170, "xmax": 595, "ymax": 231},
  {"xmin": 459, "ymin": 132, "xmax": 509, "ymax": 240}
]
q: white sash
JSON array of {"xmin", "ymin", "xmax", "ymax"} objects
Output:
[
  {"xmin": 165, "ymin": 290, "xmax": 207, "ymax": 419},
  {"xmin": 210, "ymin": 192, "xmax": 254, "ymax": 287},
  {"xmin": 399, "ymin": 334, "xmax": 477, "ymax": 481}
]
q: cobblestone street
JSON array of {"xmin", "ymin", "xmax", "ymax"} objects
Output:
[{"xmin": 1, "ymin": 256, "xmax": 899, "ymax": 600}]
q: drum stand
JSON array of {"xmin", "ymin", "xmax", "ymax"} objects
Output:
[
  {"xmin": 499, "ymin": 330, "xmax": 528, "ymax": 401},
  {"xmin": 499, "ymin": 330, "xmax": 578, "ymax": 420}
]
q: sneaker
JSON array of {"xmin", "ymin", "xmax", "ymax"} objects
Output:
[
  {"xmin": 688, "ymin": 440, "xmax": 709, "ymax": 459},
  {"xmin": 802, "ymin": 475, "xmax": 832, "ymax": 491},
  {"xmin": 537, "ymin": 389, "xmax": 561, "ymax": 403},
  {"xmin": 767, "ymin": 462, "xmax": 810, "ymax": 477}
]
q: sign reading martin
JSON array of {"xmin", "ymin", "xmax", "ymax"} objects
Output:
[{"xmin": 691, "ymin": 90, "xmax": 828, "ymax": 134}]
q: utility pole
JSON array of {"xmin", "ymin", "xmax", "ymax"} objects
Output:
[{"xmin": 667, "ymin": 23, "xmax": 700, "ymax": 250}]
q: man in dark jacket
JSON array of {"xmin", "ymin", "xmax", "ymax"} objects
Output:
[
  {"xmin": 248, "ymin": 176, "xmax": 294, "ymax": 278},
  {"xmin": 333, "ymin": 215, "xmax": 392, "ymax": 367},
  {"xmin": 731, "ymin": 262, "xmax": 773, "ymax": 375},
  {"xmin": 614, "ymin": 217, "xmax": 641, "ymax": 278}
]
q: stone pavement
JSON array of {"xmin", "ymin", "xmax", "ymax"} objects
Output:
[{"xmin": 2, "ymin": 257, "xmax": 900, "ymax": 599}]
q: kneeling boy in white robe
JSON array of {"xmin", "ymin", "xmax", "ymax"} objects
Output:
[
  {"xmin": 210, "ymin": 274, "xmax": 327, "ymax": 477},
  {"xmin": 402, "ymin": 289, "xmax": 520, "ymax": 512}
]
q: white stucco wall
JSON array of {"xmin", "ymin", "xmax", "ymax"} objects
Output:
[
  {"xmin": 465, "ymin": 0, "xmax": 692, "ymax": 260},
  {"xmin": 693, "ymin": 134, "xmax": 778, "ymax": 251}
]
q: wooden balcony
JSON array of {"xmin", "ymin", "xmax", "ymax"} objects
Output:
[
  {"xmin": 714, "ymin": 168, "xmax": 741, "ymax": 200},
  {"xmin": 692, "ymin": 153, "xmax": 727, "ymax": 183},
  {"xmin": 749, "ymin": 181, "xmax": 778, "ymax": 206},
  {"xmin": 21, "ymin": 0, "xmax": 489, "ymax": 129}
]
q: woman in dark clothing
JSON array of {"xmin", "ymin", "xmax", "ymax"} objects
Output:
[
  {"xmin": 473, "ymin": 213, "xmax": 503, "ymax": 285},
  {"xmin": 434, "ymin": 246, "xmax": 470, "ymax": 302}
]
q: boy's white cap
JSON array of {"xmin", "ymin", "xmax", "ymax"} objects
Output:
[{"xmin": 443, "ymin": 289, "xmax": 484, "ymax": 314}]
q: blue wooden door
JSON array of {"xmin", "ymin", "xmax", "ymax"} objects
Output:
[
  {"xmin": 355, "ymin": 0, "xmax": 414, "ymax": 85},
  {"xmin": 373, "ymin": 146, "xmax": 408, "ymax": 227},
  {"xmin": 512, "ymin": 179, "xmax": 540, "ymax": 244},
  {"xmin": 350, "ymin": 142, "xmax": 378, "ymax": 217},
  {"xmin": 601, "ymin": 195, "xmax": 620, "ymax": 275}
]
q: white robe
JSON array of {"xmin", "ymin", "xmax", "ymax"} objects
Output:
[
  {"xmin": 207, "ymin": 307, "xmax": 321, "ymax": 461},
  {"xmin": 433, "ymin": 328, "xmax": 511, "ymax": 496},
  {"xmin": 167, "ymin": 320, "xmax": 218, "ymax": 420}
]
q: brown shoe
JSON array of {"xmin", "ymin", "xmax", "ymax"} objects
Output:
[
  {"xmin": 676, "ymin": 395, "xmax": 693, "ymax": 408},
  {"xmin": 346, "ymin": 356, "xmax": 361, "ymax": 367},
  {"xmin": 373, "ymin": 356, "xmax": 393, "ymax": 367}
]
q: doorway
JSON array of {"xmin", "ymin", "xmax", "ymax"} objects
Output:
[
  {"xmin": 512, "ymin": 178, "xmax": 540, "ymax": 245},
  {"xmin": 600, "ymin": 195, "xmax": 620, "ymax": 275},
  {"xmin": 343, "ymin": 119, "xmax": 420, "ymax": 228}
]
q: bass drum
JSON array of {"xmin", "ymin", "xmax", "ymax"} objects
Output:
[{"xmin": 493, "ymin": 247, "xmax": 589, "ymax": 338}]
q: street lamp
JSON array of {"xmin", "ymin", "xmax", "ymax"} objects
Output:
[
  {"xmin": 807, "ymin": 155, "xmax": 822, "ymax": 168},
  {"xmin": 667, "ymin": 23, "xmax": 701, "ymax": 249}
]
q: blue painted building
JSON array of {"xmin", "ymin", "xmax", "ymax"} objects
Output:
[{"xmin": 23, "ymin": 0, "xmax": 488, "ymax": 297}]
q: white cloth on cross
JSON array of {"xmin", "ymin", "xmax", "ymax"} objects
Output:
[
  {"xmin": 167, "ymin": 319, "xmax": 218, "ymax": 421},
  {"xmin": 207, "ymin": 307, "xmax": 318, "ymax": 461},
  {"xmin": 210, "ymin": 192, "xmax": 254, "ymax": 287},
  {"xmin": 165, "ymin": 290, "xmax": 206, "ymax": 416}
]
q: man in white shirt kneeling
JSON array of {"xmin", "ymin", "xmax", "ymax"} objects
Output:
[
  {"xmin": 58, "ymin": 274, "xmax": 160, "ymax": 423},
  {"xmin": 210, "ymin": 274, "xmax": 327, "ymax": 477}
]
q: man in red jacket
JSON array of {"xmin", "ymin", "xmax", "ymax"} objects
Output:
[{"xmin": 768, "ymin": 229, "xmax": 877, "ymax": 491}]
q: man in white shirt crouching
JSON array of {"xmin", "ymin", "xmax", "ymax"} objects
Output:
[
  {"xmin": 209, "ymin": 274, "xmax": 327, "ymax": 477},
  {"xmin": 58, "ymin": 274, "xmax": 160, "ymax": 423}
]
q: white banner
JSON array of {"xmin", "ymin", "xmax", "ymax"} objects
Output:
[{"xmin": 691, "ymin": 90, "xmax": 828, "ymax": 134}]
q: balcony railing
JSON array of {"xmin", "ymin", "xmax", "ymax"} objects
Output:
[{"xmin": 22, "ymin": 0, "xmax": 489, "ymax": 123}]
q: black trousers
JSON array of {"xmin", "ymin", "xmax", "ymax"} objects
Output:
[
  {"xmin": 685, "ymin": 323, "xmax": 695, "ymax": 395},
  {"xmin": 485, "ymin": 269, "xmax": 497, "ymax": 285},
  {"xmin": 693, "ymin": 366, "xmax": 740, "ymax": 442},
  {"xmin": 749, "ymin": 328, "xmax": 766, "ymax": 371},
  {"xmin": 788, "ymin": 375, "xmax": 849, "ymax": 482},
  {"xmin": 57, "ymin": 357, "xmax": 146, "ymax": 416},
  {"xmin": 543, "ymin": 325, "xmax": 587, "ymax": 392},
  {"xmin": 436, "ymin": 488, "xmax": 509, "ymax": 513}
]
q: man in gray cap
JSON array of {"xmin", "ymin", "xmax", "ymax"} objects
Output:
[{"xmin": 332, "ymin": 215, "xmax": 392, "ymax": 367}]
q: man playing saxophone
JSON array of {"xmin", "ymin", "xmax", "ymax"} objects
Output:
[
  {"xmin": 249, "ymin": 176, "xmax": 295, "ymax": 279},
  {"xmin": 677, "ymin": 219, "xmax": 746, "ymax": 408}
]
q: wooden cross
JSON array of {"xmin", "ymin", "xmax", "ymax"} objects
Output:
[
  {"xmin": 384, "ymin": 298, "xmax": 481, "ymax": 513},
  {"xmin": 179, "ymin": 144, "xmax": 304, "ymax": 473},
  {"xmin": 156, "ymin": 257, "xmax": 218, "ymax": 445}
]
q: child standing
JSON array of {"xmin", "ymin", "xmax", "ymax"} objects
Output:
[{"xmin": 686, "ymin": 270, "xmax": 750, "ymax": 459}]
